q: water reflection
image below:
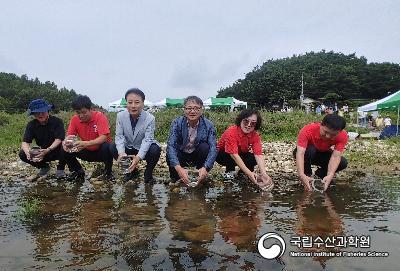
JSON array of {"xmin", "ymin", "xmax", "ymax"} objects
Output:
[
  {"xmin": 21, "ymin": 180, "xmax": 118, "ymax": 269},
  {"xmin": 294, "ymin": 191, "xmax": 344, "ymax": 267},
  {"xmin": 19, "ymin": 182, "xmax": 77, "ymax": 260},
  {"xmin": 165, "ymin": 189, "xmax": 216, "ymax": 269},
  {"xmin": 0, "ymin": 175, "xmax": 399, "ymax": 270},
  {"xmin": 215, "ymin": 187, "xmax": 265, "ymax": 251},
  {"xmin": 68, "ymin": 188, "xmax": 115, "ymax": 266},
  {"xmin": 117, "ymin": 182, "xmax": 164, "ymax": 268}
]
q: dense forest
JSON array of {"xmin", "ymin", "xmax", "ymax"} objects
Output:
[
  {"xmin": 0, "ymin": 73, "xmax": 80, "ymax": 113},
  {"xmin": 217, "ymin": 50, "xmax": 400, "ymax": 107},
  {"xmin": 2, "ymin": 51, "xmax": 400, "ymax": 113}
]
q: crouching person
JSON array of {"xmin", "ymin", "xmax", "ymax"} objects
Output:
[
  {"xmin": 110, "ymin": 88, "xmax": 161, "ymax": 183},
  {"xmin": 62, "ymin": 95, "xmax": 114, "ymax": 181},
  {"xmin": 295, "ymin": 114, "xmax": 348, "ymax": 192},
  {"xmin": 166, "ymin": 96, "xmax": 217, "ymax": 186},
  {"xmin": 216, "ymin": 109, "xmax": 273, "ymax": 189},
  {"xmin": 19, "ymin": 99, "xmax": 66, "ymax": 178}
]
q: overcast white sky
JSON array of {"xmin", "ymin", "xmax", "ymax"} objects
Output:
[{"xmin": 1, "ymin": 0, "xmax": 399, "ymax": 107}]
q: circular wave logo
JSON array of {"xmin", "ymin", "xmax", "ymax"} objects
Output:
[{"xmin": 257, "ymin": 232, "xmax": 286, "ymax": 259}]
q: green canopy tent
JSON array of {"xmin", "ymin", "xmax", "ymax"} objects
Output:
[
  {"xmin": 108, "ymin": 98, "xmax": 127, "ymax": 112},
  {"xmin": 211, "ymin": 97, "xmax": 233, "ymax": 106},
  {"xmin": 209, "ymin": 97, "xmax": 235, "ymax": 112},
  {"xmin": 203, "ymin": 97, "xmax": 247, "ymax": 111},
  {"xmin": 377, "ymin": 90, "xmax": 400, "ymax": 135},
  {"xmin": 166, "ymin": 98, "xmax": 184, "ymax": 107}
]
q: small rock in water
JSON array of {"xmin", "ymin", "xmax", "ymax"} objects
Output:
[
  {"xmin": 37, "ymin": 176, "xmax": 47, "ymax": 182},
  {"xmin": 26, "ymin": 175, "xmax": 38, "ymax": 181},
  {"xmin": 91, "ymin": 178, "xmax": 104, "ymax": 185}
]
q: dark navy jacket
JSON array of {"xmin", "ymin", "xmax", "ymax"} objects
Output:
[{"xmin": 166, "ymin": 115, "xmax": 217, "ymax": 170}]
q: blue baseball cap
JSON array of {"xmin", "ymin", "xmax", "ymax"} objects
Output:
[{"xmin": 28, "ymin": 99, "xmax": 53, "ymax": 115}]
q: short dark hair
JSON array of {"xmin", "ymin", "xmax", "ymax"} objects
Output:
[
  {"xmin": 184, "ymin": 96, "xmax": 203, "ymax": 107},
  {"xmin": 72, "ymin": 95, "xmax": 92, "ymax": 110},
  {"xmin": 321, "ymin": 114, "xmax": 346, "ymax": 131},
  {"xmin": 235, "ymin": 109, "xmax": 262, "ymax": 130},
  {"xmin": 125, "ymin": 88, "xmax": 145, "ymax": 101}
]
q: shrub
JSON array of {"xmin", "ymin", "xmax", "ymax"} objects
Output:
[{"xmin": 0, "ymin": 111, "xmax": 10, "ymax": 126}]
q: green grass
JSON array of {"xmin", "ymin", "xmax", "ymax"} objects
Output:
[
  {"xmin": 0, "ymin": 109, "xmax": 319, "ymax": 150},
  {"xmin": 0, "ymin": 112, "xmax": 26, "ymax": 150},
  {"xmin": 0, "ymin": 109, "xmax": 399, "ymax": 158},
  {"xmin": 15, "ymin": 197, "xmax": 43, "ymax": 220}
]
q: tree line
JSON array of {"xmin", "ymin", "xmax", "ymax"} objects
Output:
[
  {"xmin": 2, "ymin": 50, "xmax": 400, "ymax": 113},
  {"xmin": 217, "ymin": 50, "xmax": 400, "ymax": 108},
  {"xmin": 0, "ymin": 73, "xmax": 81, "ymax": 113}
]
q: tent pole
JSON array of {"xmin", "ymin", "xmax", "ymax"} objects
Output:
[
  {"xmin": 356, "ymin": 112, "xmax": 359, "ymax": 133},
  {"xmin": 397, "ymin": 106, "xmax": 399, "ymax": 136}
]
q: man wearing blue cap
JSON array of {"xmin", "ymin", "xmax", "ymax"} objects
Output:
[{"xmin": 19, "ymin": 99, "xmax": 66, "ymax": 178}]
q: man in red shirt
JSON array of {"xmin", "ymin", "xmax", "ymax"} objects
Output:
[
  {"xmin": 62, "ymin": 95, "xmax": 113, "ymax": 181},
  {"xmin": 295, "ymin": 114, "xmax": 348, "ymax": 191}
]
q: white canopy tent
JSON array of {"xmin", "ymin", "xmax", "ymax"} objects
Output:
[
  {"xmin": 357, "ymin": 90, "xmax": 400, "ymax": 112},
  {"xmin": 144, "ymin": 100, "xmax": 153, "ymax": 107},
  {"xmin": 108, "ymin": 98, "xmax": 126, "ymax": 112},
  {"xmin": 357, "ymin": 90, "xmax": 400, "ymax": 135},
  {"xmin": 154, "ymin": 98, "xmax": 167, "ymax": 107},
  {"xmin": 202, "ymin": 97, "xmax": 212, "ymax": 107},
  {"xmin": 301, "ymin": 97, "xmax": 318, "ymax": 105},
  {"xmin": 232, "ymin": 97, "xmax": 248, "ymax": 108},
  {"xmin": 108, "ymin": 98, "xmax": 153, "ymax": 112}
]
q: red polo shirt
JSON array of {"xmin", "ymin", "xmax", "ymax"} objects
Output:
[
  {"xmin": 217, "ymin": 125, "xmax": 263, "ymax": 155},
  {"xmin": 297, "ymin": 122, "xmax": 348, "ymax": 152},
  {"xmin": 67, "ymin": 111, "xmax": 112, "ymax": 151}
]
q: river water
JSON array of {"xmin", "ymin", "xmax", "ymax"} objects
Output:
[{"xmin": 0, "ymin": 174, "xmax": 399, "ymax": 270}]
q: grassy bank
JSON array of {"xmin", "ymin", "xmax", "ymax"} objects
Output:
[
  {"xmin": 0, "ymin": 109, "xmax": 398, "ymax": 164},
  {"xmin": 0, "ymin": 109, "xmax": 392, "ymax": 144},
  {"xmin": 0, "ymin": 109, "xmax": 324, "ymax": 150}
]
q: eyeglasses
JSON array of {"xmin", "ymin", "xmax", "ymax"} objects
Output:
[
  {"xmin": 242, "ymin": 118, "xmax": 257, "ymax": 127},
  {"xmin": 184, "ymin": 107, "xmax": 202, "ymax": 112}
]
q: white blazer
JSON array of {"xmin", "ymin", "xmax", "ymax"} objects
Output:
[{"xmin": 115, "ymin": 110, "xmax": 159, "ymax": 159}]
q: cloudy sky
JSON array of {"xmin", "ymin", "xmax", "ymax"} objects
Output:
[{"xmin": 1, "ymin": 0, "xmax": 399, "ymax": 107}]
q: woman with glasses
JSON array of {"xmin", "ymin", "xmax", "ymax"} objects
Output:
[{"xmin": 216, "ymin": 109, "xmax": 273, "ymax": 189}]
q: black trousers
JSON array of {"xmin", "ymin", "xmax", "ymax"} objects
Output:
[
  {"xmin": 167, "ymin": 142, "xmax": 210, "ymax": 180},
  {"xmin": 63, "ymin": 142, "xmax": 113, "ymax": 174},
  {"xmin": 293, "ymin": 145, "xmax": 348, "ymax": 178},
  {"xmin": 216, "ymin": 149, "xmax": 257, "ymax": 172},
  {"xmin": 19, "ymin": 146, "xmax": 65, "ymax": 170},
  {"xmin": 110, "ymin": 143, "xmax": 161, "ymax": 180}
]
